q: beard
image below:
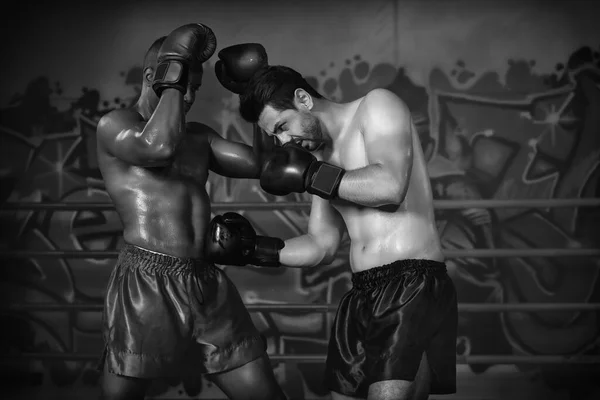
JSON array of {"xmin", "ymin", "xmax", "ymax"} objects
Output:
[{"xmin": 299, "ymin": 113, "xmax": 324, "ymax": 151}]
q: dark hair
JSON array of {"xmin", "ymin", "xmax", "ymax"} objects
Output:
[
  {"xmin": 239, "ymin": 65, "xmax": 323, "ymax": 123},
  {"xmin": 143, "ymin": 36, "xmax": 167, "ymax": 69}
]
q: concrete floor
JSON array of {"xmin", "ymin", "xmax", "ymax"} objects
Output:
[{"xmin": 3, "ymin": 366, "xmax": 598, "ymax": 400}]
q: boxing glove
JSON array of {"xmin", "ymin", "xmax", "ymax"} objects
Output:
[
  {"xmin": 215, "ymin": 43, "xmax": 268, "ymax": 94},
  {"xmin": 260, "ymin": 143, "xmax": 346, "ymax": 199},
  {"xmin": 205, "ymin": 212, "xmax": 284, "ymax": 268},
  {"xmin": 153, "ymin": 23, "xmax": 217, "ymax": 96}
]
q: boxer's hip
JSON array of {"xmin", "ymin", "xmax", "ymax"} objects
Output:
[
  {"xmin": 100, "ymin": 243, "xmax": 265, "ymax": 378},
  {"xmin": 350, "ymin": 258, "xmax": 448, "ymax": 292}
]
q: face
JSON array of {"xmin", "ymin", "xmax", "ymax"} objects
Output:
[
  {"xmin": 183, "ymin": 70, "xmax": 203, "ymax": 114},
  {"xmin": 145, "ymin": 66, "xmax": 203, "ymax": 114},
  {"xmin": 258, "ymin": 104, "xmax": 324, "ymax": 152}
]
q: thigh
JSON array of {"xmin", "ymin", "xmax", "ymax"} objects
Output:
[
  {"xmin": 426, "ymin": 279, "xmax": 458, "ymax": 395},
  {"xmin": 100, "ymin": 360, "xmax": 151, "ymax": 400},
  {"xmin": 367, "ymin": 352, "xmax": 431, "ymax": 400},
  {"xmin": 325, "ymin": 289, "xmax": 370, "ymax": 398},
  {"xmin": 207, "ymin": 354, "xmax": 286, "ymax": 400},
  {"xmin": 192, "ymin": 266, "xmax": 258, "ymax": 343},
  {"xmin": 366, "ymin": 268, "xmax": 455, "ymax": 384},
  {"xmin": 189, "ymin": 266, "xmax": 266, "ymax": 374}
]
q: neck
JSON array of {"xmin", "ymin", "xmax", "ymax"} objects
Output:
[
  {"xmin": 311, "ymin": 98, "xmax": 351, "ymax": 143},
  {"xmin": 134, "ymin": 86, "xmax": 158, "ymax": 120}
]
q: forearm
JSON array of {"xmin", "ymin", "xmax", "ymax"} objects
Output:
[
  {"xmin": 252, "ymin": 124, "xmax": 275, "ymax": 165},
  {"xmin": 142, "ymin": 89, "xmax": 186, "ymax": 153},
  {"xmin": 279, "ymin": 234, "xmax": 329, "ymax": 268},
  {"xmin": 337, "ymin": 164, "xmax": 406, "ymax": 207}
]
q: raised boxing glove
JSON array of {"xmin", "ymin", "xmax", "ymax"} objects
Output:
[
  {"xmin": 260, "ymin": 143, "xmax": 346, "ymax": 199},
  {"xmin": 153, "ymin": 23, "xmax": 217, "ymax": 96},
  {"xmin": 215, "ymin": 43, "xmax": 268, "ymax": 94},
  {"xmin": 204, "ymin": 212, "xmax": 284, "ymax": 268}
]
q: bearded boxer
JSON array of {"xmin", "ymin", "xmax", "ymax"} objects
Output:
[
  {"xmin": 216, "ymin": 62, "xmax": 458, "ymax": 400},
  {"xmin": 96, "ymin": 26, "xmax": 286, "ymax": 400}
]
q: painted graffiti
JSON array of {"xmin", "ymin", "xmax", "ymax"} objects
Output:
[{"xmin": 1, "ymin": 45, "xmax": 599, "ymax": 398}]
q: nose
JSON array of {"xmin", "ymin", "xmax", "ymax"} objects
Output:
[{"xmin": 184, "ymin": 89, "xmax": 195, "ymax": 105}]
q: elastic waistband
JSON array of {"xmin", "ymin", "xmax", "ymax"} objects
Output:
[
  {"xmin": 351, "ymin": 259, "xmax": 446, "ymax": 291},
  {"xmin": 118, "ymin": 244, "xmax": 207, "ymax": 275}
]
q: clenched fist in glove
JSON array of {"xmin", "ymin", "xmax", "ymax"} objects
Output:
[
  {"xmin": 215, "ymin": 43, "xmax": 269, "ymax": 94},
  {"xmin": 205, "ymin": 212, "xmax": 284, "ymax": 268},
  {"xmin": 260, "ymin": 143, "xmax": 346, "ymax": 200},
  {"xmin": 153, "ymin": 23, "xmax": 217, "ymax": 96}
]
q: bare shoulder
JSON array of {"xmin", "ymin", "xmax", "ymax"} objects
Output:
[
  {"xmin": 362, "ymin": 88, "xmax": 409, "ymax": 116},
  {"xmin": 359, "ymin": 88, "xmax": 410, "ymax": 132}
]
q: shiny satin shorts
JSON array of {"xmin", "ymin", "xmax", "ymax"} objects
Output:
[
  {"xmin": 98, "ymin": 244, "xmax": 266, "ymax": 379},
  {"xmin": 325, "ymin": 259, "xmax": 457, "ymax": 397}
]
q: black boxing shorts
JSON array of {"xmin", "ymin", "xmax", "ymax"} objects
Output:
[
  {"xmin": 98, "ymin": 244, "xmax": 266, "ymax": 379},
  {"xmin": 325, "ymin": 259, "xmax": 457, "ymax": 397}
]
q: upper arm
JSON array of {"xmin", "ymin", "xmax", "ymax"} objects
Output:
[
  {"xmin": 361, "ymin": 89, "xmax": 413, "ymax": 192},
  {"xmin": 307, "ymin": 196, "xmax": 347, "ymax": 260},
  {"xmin": 202, "ymin": 122, "xmax": 262, "ymax": 179},
  {"xmin": 96, "ymin": 110, "xmax": 171, "ymax": 167}
]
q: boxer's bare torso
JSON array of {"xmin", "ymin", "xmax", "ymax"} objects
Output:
[
  {"xmin": 97, "ymin": 109, "xmax": 214, "ymax": 259},
  {"xmin": 321, "ymin": 97, "xmax": 443, "ymax": 273}
]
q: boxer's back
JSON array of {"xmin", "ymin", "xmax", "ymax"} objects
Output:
[{"xmin": 97, "ymin": 108, "xmax": 212, "ymax": 259}]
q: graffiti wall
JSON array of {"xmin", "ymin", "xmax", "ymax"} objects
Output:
[{"xmin": 1, "ymin": 0, "xmax": 599, "ymax": 399}]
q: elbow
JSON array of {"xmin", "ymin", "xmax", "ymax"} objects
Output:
[
  {"xmin": 381, "ymin": 181, "xmax": 407, "ymax": 207},
  {"xmin": 321, "ymin": 253, "xmax": 336, "ymax": 266},
  {"xmin": 319, "ymin": 242, "xmax": 340, "ymax": 266},
  {"xmin": 309, "ymin": 233, "xmax": 339, "ymax": 266}
]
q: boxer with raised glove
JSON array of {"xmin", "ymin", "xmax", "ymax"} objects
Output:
[
  {"xmin": 205, "ymin": 212, "xmax": 285, "ymax": 268},
  {"xmin": 236, "ymin": 63, "xmax": 457, "ymax": 400},
  {"xmin": 153, "ymin": 23, "xmax": 217, "ymax": 96},
  {"xmin": 260, "ymin": 143, "xmax": 346, "ymax": 200},
  {"xmin": 96, "ymin": 25, "xmax": 288, "ymax": 400}
]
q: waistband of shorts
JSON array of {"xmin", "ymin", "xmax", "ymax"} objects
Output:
[
  {"xmin": 351, "ymin": 259, "xmax": 446, "ymax": 291},
  {"xmin": 118, "ymin": 243, "xmax": 207, "ymax": 274}
]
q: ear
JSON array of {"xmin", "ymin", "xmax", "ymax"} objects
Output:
[
  {"xmin": 293, "ymin": 89, "xmax": 313, "ymax": 111},
  {"xmin": 143, "ymin": 67, "xmax": 154, "ymax": 85}
]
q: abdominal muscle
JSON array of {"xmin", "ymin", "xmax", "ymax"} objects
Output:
[
  {"xmin": 106, "ymin": 169, "xmax": 212, "ymax": 259},
  {"xmin": 341, "ymin": 207, "xmax": 444, "ymax": 273}
]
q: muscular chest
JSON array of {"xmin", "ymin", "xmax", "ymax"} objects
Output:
[{"xmin": 325, "ymin": 127, "xmax": 368, "ymax": 171}]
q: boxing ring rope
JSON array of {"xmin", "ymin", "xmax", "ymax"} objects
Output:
[
  {"xmin": 5, "ymin": 353, "xmax": 600, "ymax": 365},
  {"xmin": 2, "ymin": 248, "xmax": 598, "ymax": 258},
  {"xmin": 3, "ymin": 197, "xmax": 600, "ymax": 365},
  {"xmin": 4, "ymin": 198, "xmax": 600, "ymax": 211}
]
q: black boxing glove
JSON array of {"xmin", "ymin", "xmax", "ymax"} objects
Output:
[
  {"xmin": 205, "ymin": 212, "xmax": 284, "ymax": 268},
  {"xmin": 215, "ymin": 43, "xmax": 268, "ymax": 94},
  {"xmin": 153, "ymin": 23, "xmax": 217, "ymax": 96},
  {"xmin": 260, "ymin": 143, "xmax": 346, "ymax": 199}
]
